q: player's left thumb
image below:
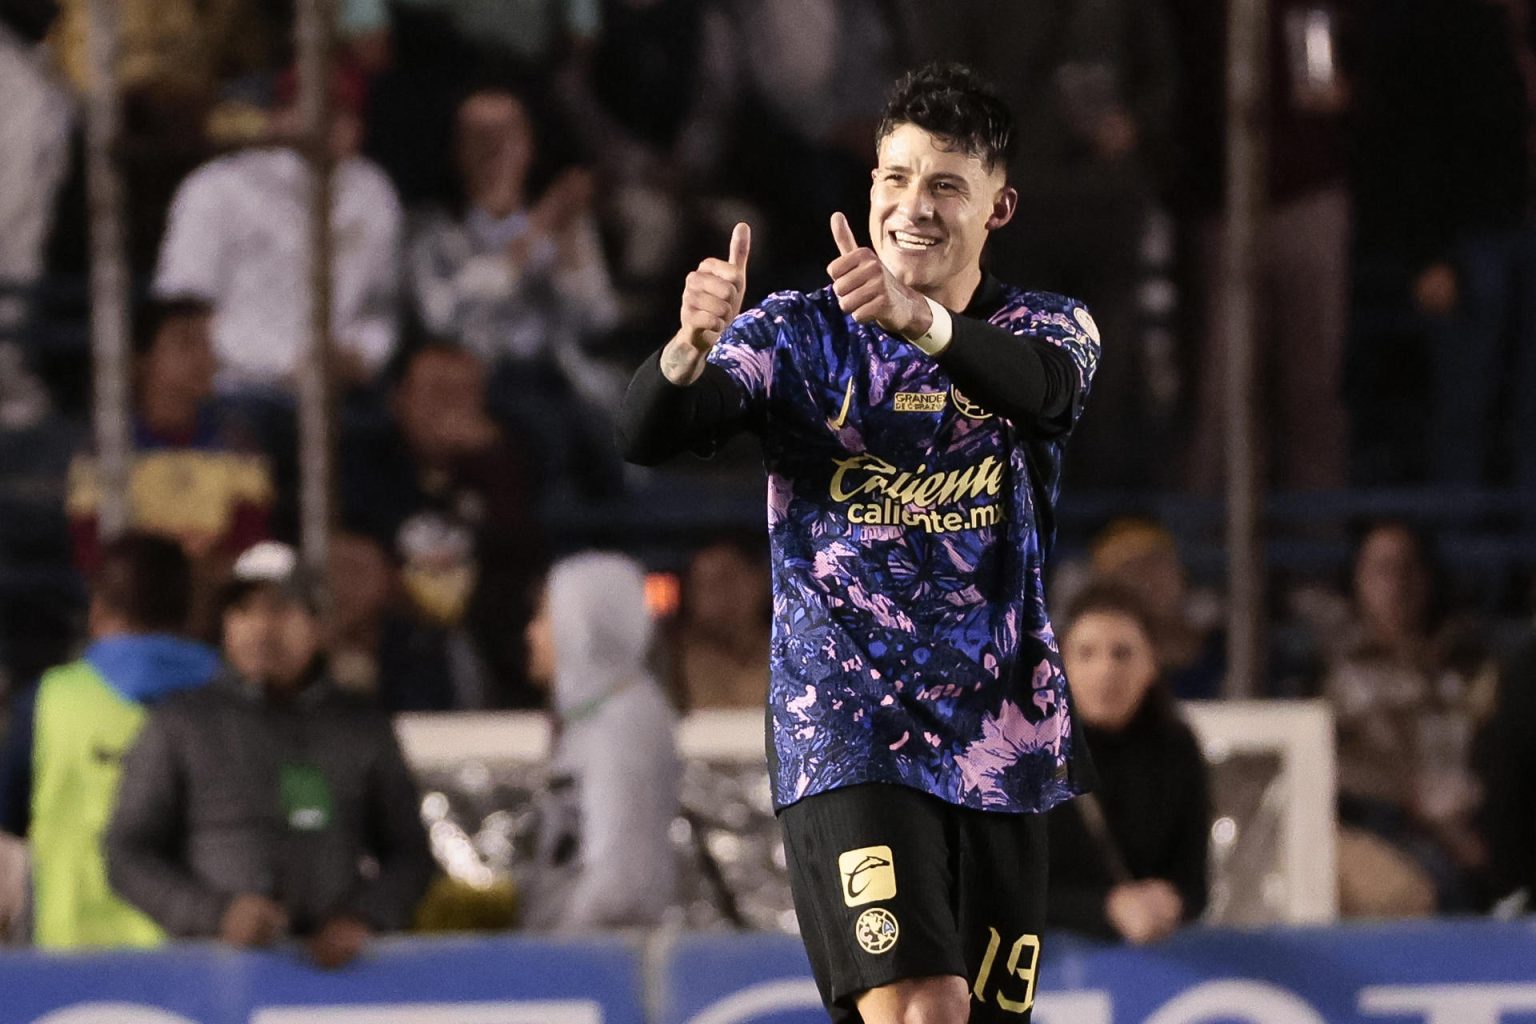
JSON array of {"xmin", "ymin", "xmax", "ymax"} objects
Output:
[{"xmin": 830, "ymin": 212, "xmax": 859, "ymax": 257}]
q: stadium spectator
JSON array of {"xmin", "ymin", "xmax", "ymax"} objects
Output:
[
  {"xmin": 0, "ymin": 0, "xmax": 68, "ymax": 470},
  {"xmin": 556, "ymin": 0, "xmax": 744, "ymax": 295},
  {"xmin": 327, "ymin": 528, "xmax": 408, "ymax": 700},
  {"xmin": 0, "ymin": 533, "xmax": 218, "ymax": 948},
  {"xmin": 67, "ymin": 299, "xmax": 273, "ymax": 629},
  {"xmin": 356, "ymin": 2, "xmax": 475, "ymax": 208},
  {"xmin": 153, "ymin": 66, "xmax": 402, "ymax": 395},
  {"xmin": 327, "ymin": 528, "xmax": 468, "ymax": 712},
  {"xmin": 45, "ymin": 0, "xmax": 277, "ymax": 275},
  {"xmin": 0, "ymin": 0, "xmax": 71, "ymax": 341},
  {"xmin": 408, "ymin": 85, "xmax": 624, "ymax": 495},
  {"xmin": 1089, "ymin": 517, "xmax": 1226, "ymax": 700},
  {"xmin": 334, "ymin": 0, "xmax": 394, "ymax": 77},
  {"xmin": 1477, "ymin": 604, "xmax": 1536, "ymax": 910},
  {"xmin": 520, "ymin": 552, "xmax": 679, "ymax": 930},
  {"xmin": 107, "ymin": 541, "xmax": 432, "ymax": 967},
  {"xmin": 340, "ymin": 342, "xmax": 546, "ymax": 708},
  {"xmin": 670, "ymin": 535, "xmax": 770, "ymax": 711},
  {"xmin": 0, "ymin": 372, "xmax": 81, "ymax": 699},
  {"xmin": 897, "ymin": 0, "xmax": 1180, "ymax": 488},
  {"xmin": 1321, "ymin": 520, "xmax": 1496, "ymax": 915},
  {"xmin": 1172, "ymin": 0, "xmax": 1353, "ymax": 493},
  {"xmin": 717, "ymin": 0, "xmax": 900, "ymax": 287},
  {"xmin": 1048, "ymin": 582, "xmax": 1211, "ymax": 943},
  {"xmin": 1355, "ymin": 0, "xmax": 1536, "ymax": 494},
  {"xmin": 0, "ymin": 829, "xmax": 22, "ymax": 941}
]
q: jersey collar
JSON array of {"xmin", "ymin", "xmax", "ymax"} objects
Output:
[{"xmin": 961, "ymin": 272, "xmax": 1008, "ymax": 319}]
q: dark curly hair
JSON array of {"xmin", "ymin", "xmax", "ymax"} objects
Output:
[{"xmin": 877, "ymin": 63, "xmax": 1015, "ymax": 173}]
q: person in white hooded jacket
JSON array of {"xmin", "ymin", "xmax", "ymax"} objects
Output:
[{"xmin": 522, "ymin": 552, "xmax": 681, "ymax": 930}]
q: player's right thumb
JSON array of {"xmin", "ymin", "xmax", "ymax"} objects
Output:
[{"xmin": 728, "ymin": 221, "xmax": 751, "ymax": 272}]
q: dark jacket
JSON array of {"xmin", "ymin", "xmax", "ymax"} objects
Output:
[
  {"xmin": 1046, "ymin": 693, "xmax": 1211, "ymax": 939},
  {"xmin": 106, "ymin": 668, "xmax": 433, "ymax": 937}
]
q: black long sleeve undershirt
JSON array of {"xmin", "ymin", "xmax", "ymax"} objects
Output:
[
  {"xmin": 616, "ymin": 315, "xmax": 1081, "ymax": 466},
  {"xmin": 939, "ymin": 313, "xmax": 1080, "ymax": 433},
  {"xmin": 617, "ymin": 354, "xmax": 748, "ymax": 466}
]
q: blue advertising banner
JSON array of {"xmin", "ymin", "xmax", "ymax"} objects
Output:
[
  {"xmin": 657, "ymin": 921, "xmax": 1536, "ymax": 1024},
  {"xmin": 2, "ymin": 922, "xmax": 1535, "ymax": 1024},
  {"xmin": 0, "ymin": 936, "xmax": 645, "ymax": 1024},
  {"xmin": 655, "ymin": 933, "xmax": 822, "ymax": 1024}
]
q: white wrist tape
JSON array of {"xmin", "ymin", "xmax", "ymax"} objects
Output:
[{"xmin": 911, "ymin": 296, "xmax": 954, "ymax": 356}]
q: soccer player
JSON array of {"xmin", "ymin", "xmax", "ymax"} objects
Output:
[{"xmin": 619, "ymin": 64, "xmax": 1100, "ymax": 1024}]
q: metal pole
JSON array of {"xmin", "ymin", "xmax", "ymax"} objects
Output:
[
  {"xmin": 1221, "ymin": 0, "xmax": 1268, "ymax": 698},
  {"xmin": 84, "ymin": 0, "xmax": 132, "ymax": 541},
  {"xmin": 295, "ymin": 0, "xmax": 336, "ymax": 584}
]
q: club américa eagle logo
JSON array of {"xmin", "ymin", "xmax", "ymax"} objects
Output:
[
  {"xmin": 855, "ymin": 907, "xmax": 900, "ymax": 955},
  {"xmin": 951, "ymin": 385, "xmax": 992, "ymax": 420}
]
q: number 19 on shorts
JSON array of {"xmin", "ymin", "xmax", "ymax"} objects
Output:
[{"xmin": 972, "ymin": 928, "xmax": 1040, "ymax": 1014}]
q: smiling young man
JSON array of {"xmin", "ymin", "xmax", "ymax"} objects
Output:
[{"xmin": 620, "ymin": 64, "xmax": 1100, "ymax": 1024}]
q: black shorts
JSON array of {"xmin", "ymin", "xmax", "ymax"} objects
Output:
[{"xmin": 780, "ymin": 782, "xmax": 1048, "ymax": 1023}]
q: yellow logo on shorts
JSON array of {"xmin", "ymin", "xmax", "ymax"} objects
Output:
[
  {"xmin": 855, "ymin": 908, "xmax": 900, "ymax": 955},
  {"xmin": 838, "ymin": 845, "xmax": 897, "ymax": 907}
]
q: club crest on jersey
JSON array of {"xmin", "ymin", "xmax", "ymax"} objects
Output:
[
  {"xmin": 1074, "ymin": 306, "xmax": 1101, "ymax": 343},
  {"xmin": 855, "ymin": 908, "xmax": 900, "ymax": 955},
  {"xmin": 951, "ymin": 386, "xmax": 992, "ymax": 420}
]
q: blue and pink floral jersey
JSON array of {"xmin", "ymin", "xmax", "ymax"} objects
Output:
[{"xmin": 708, "ymin": 281, "xmax": 1101, "ymax": 813}]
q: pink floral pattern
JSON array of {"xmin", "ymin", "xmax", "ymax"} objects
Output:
[{"xmin": 708, "ymin": 283, "xmax": 1099, "ymax": 812}]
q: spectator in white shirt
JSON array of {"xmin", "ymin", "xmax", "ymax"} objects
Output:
[
  {"xmin": 153, "ymin": 68, "xmax": 402, "ymax": 395},
  {"xmin": 0, "ymin": 5, "xmax": 72, "ymax": 342}
]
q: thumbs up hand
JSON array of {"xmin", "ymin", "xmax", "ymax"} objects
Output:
[
  {"xmin": 826, "ymin": 212, "xmax": 931, "ymax": 340},
  {"xmin": 679, "ymin": 221, "xmax": 751, "ymax": 352},
  {"xmin": 660, "ymin": 222, "xmax": 751, "ymax": 385}
]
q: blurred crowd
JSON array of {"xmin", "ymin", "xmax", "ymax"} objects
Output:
[{"xmin": 0, "ymin": 0, "xmax": 1535, "ymax": 955}]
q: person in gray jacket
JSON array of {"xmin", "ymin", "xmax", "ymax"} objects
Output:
[
  {"xmin": 520, "ymin": 551, "xmax": 680, "ymax": 930},
  {"xmin": 107, "ymin": 541, "xmax": 434, "ymax": 967}
]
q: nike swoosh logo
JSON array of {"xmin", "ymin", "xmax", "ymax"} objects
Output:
[{"xmin": 829, "ymin": 378, "xmax": 855, "ymax": 430}]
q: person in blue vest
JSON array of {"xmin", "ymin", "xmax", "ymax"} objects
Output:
[{"xmin": 0, "ymin": 531, "xmax": 218, "ymax": 947}]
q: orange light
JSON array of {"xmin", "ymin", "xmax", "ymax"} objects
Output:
[{"xmin": 645, "ymin": 571, "xmax": 681, "ymax": 618}]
